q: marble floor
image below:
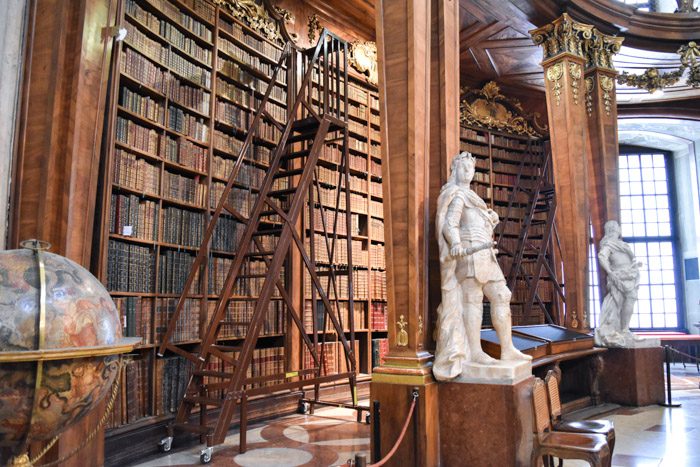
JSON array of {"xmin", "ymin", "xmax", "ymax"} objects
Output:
[{"xmin": 133, "ymin": 364, "xmax": 700, "ymax": 467}]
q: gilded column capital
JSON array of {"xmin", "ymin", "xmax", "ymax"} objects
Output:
[
  {"xmin": 529, "ymin": 13, "xmax": 593, "ymax": 64},
  {"xmin": 584, "ymin": 30, "xmax": 624, "ymax": 72}
]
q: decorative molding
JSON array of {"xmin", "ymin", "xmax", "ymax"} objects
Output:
[
  {"xmin": 214, "ymin": 0, "xmax": 284, "ymax": 43},
  {"xmin": 618, "ymin": 41, "xmax": 700, "ymax": 93},
  {"xmin": 307, "ymin": 13, "xmax": 321, "ymax": 43},
  {"xmin": 349, "ymin": 41, "xmax": 378, "ymax": 85},
  {"xmin": 599, "ymin": 75, "xmax": 614, "ymax": 116},
  {"xmin": 584, "ymin": 30, "xmax": 624, "ymax": 71},
  {"xmin": 585, "ymin": 77, "xmax": 594, "ymax": 117},
  {"xmin": 529, "ymin": 13, "xmax": 594, "ymax": 62},
  {"xmin": 396, "ymin": 315, "xmax": 408, "ymax": 347},
  {"xmin": 675, "ymin": 0, "xmax": 698, "ymax": 13},
  {"xmin": 547, "ymin": 63, "xmax": 564, "ymax": 107},
  {"xmin": 273, "ymin": 5, "xmax": 294, "ymax": 24},
  {"xmin": 459, "ymin": 81, "xmax": 548, "ymax": 137},
  {"xmin": 569, "ymin": 62, "xmax": 582, "ymax": 105}
]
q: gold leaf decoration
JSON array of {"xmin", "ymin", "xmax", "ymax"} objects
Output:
[
  {"xmin": 547, "ymin": 63, "xmax": 564, "ymax": 107},
  {"xmin": 460, "ymin": 81, "xmax": 547, "ymax": 138},
  {"xmin": 214, "ymin": 0, "xmax": 284, "ymax": 43},
  {"xmin": 569, "ymin": 63, "xmax": 582, "ymax": 105},
  {"xmin": 349, "ymin": 41, "xmax": 378, "ymax": 85},
  {"xmin": 585, "ymin": 77, "xmax": 594, "ymax": 117},
  {"xmin": 599, "ymin": 75, "xmax": 614, "ymax": 116}
]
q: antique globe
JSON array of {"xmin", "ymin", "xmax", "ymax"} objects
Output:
[{"xmin": 0, "ymin": 240, "xmax": 138, "ymax": 466}]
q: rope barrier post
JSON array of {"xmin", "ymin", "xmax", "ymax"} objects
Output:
[
  {"xmin": 354, "ymin": 453, "xmax": 368, "ymax": 467},
  {"xmin": 371, "ymin": 400, "xmax": 381, "ymax": 463},
  {"xmin": 661, "ymin": 345, "xmax": 681, "ymax": 408}
]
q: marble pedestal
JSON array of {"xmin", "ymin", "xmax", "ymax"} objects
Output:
[
  {"xmin": 456, "ymin": 360, "xmax": 532, "ymax": 385},
  {"xmin": 438, "ymin": 376, "xmax": 534, "ymax": 467},
  {"xmin": 599, "ymin": 347, "xmax": 664, "ymax": 406}
]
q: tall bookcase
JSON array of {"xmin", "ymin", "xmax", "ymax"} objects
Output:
[
  {"xmin": 95, "ymin": 0, "xmax": 386, "ymax": 450},
  {"xmin": 459, "ymin": 82, "xmax": 557, "ymax": 326}
]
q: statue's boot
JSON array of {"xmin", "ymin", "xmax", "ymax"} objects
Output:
[
  {"xmin": 465, "ymin": 303, "xmax": 497, "ymax": 365},
  {"xmin": 492, "ymin": 304, "xmax": 532, "ymax": 362}
]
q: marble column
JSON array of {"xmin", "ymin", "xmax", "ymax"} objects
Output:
[
  {"xmin": 584, "ymin": 30, "xmax": 624, "ymax": 301},
  {"xmin": 530, "ymin": 14, "xmax": 593, "ymax": 330},
  {"xmin": 371, "ymin": 0, "xmax": 459, "ymax": 465}
]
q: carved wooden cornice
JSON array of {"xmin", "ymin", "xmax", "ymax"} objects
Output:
[
  {"xmin": 349, "ymin": 41, "xmax": 378, "ymax": 85},
  {"xmin": 214, "ymin": 0, "xmax": 285, "ymax": 44},
  {"xmin": 459, "ymin": 81, "xmax": 548, "ymax": 138},
  {"xmin": 529, "ymin": 13, "xmax": 594, "ymax": 63}
]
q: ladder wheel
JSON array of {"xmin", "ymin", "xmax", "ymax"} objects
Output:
[
  {"xmin": 298, "ymin": 401, "xmax": 310, "ymax": 414},
  {"xmin": 200, "ymin": 447, "xmax": 212, "ymax": 464},
  {"xmin": 158, "ymin": 436, "xmax": 173, "ymax": 453},
  {"xmin": 365, "ymin": 413, "xmax": 371, "ymax": 425}
]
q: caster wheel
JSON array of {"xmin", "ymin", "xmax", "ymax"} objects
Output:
[
  {"xmin": 365, "ymin": 413, "xmax": 371, "ymax": 425},
  {"xmin": 158, "ymin": 436, "xmax": 173, "ymax": 453},
  {"xmin": 298, "ymin": 401, "xmax": 310, "ymax": 414},
  {"xmin": 200, "ymin": 447, "xmax": 212, "ymax": 464}
]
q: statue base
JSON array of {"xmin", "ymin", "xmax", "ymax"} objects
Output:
[
  {"xmin": 455, "ymin": 359, "xmax": 532, "ymax": 385},
  {"xmin": 438, "ymin": 376, "xmax": 534, "ymax": 466},
  {"xmin": 595, "ymin": 330, "xmax": 660, "ymax": 349},
  {"xmin": 599, "ymin": 347, "xmax": 664, "ymax": 406}
]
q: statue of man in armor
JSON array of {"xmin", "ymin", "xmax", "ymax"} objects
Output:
[{"xmin": 433, "ymin": 152, "xmax": 531, "ymax": 382}]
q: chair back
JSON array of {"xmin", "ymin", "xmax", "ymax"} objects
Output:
[
  {"xmin": 532, "ymin": 378, "xmax": 552, "ymax": 434},
  {"xmin": 545, "ymin": 370, "xmax": 562, "ymax": 419}
]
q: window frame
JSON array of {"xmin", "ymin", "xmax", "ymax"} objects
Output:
[{"xmin": 617, "ymin": 145, "xmax": 685, "ymax": 332}]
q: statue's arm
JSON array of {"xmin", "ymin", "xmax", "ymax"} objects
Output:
[
  {"xmin": 443, "ymin": 196, "xmax": 465, "ymax": 256},
  {"xmin": 598, "ymin": 245, "xmax": 612, "ymax": 275}
]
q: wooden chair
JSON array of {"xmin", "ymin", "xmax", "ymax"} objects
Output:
[
  {"xmin": 531, "ymin": 378, "xmax": 611, "ymax": 467},
  {"xmin": 545, "ymin": 370, "xmax": 616, "ymax": 462}
]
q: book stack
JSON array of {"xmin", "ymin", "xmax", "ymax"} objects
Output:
[
  {"xmin": 120, "ymin": 48, "xmax": 166, "ymax": 93},
  {"xmin": 371, "ymin": 270, "xmax": 386, "ymax": 300},
  {"xmin": 116, "ymin": 117, "xmax": 159, "ymax": 156},
  {"xmin": 370, "ymin": 302, "xmax": 387, "ymax": 331},
  {"xmin": 155, "ymin": 298, "xmax": 200, "ymax": 343},
  {"xmin": 114, "ymin": 296, "xmax": 153, "ymax": 344},
  {"xmin": 120, "ymin": 86, "xmax": 164, "ymax": 124},
  {"xmin": 160, "ymin": 134, "xmax": 208, "ymax": 172},
  {"xmin": 161, "ymin": 206, "xmax": 204, "ymax": 247},
  {"xmin": 167, "ymin": 76, "xmax": 211, "ymax": 115},
  {"xmin": 107, "ymin": 240, "xmax": 155, "ymax": 293},
  {"xmin": 158, "ymin": 250, "xmax": 199, "ymax": 294},
  {"xmin": 162, "ymin": 171, "xmax": 207, "ymax": 206},
  {"xmin": 155, "ymin": 356, "xmax": 193, "ymax": 415},
  {"xmin": 110, "ymin": 194, "xmax": 159, "ymax": 241},
  {"xmin": 107, "ymin": 356, "xmax": 150, "ymax": 428},
  {"xmin": 371, "ymin": 338, "xmax": 389, "ymax": 369}
]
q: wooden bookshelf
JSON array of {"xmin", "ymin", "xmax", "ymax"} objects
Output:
[{"xmin": 95, "ymin": 0, "xmax": 385, "ymax": 455}]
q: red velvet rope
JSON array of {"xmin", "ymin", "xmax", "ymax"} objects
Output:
[{"xmin": 368, "ymin": 394, "xmax": 417, "ymax": 467}]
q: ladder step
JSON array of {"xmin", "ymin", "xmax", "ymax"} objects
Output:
[
  {"xmin": 184, "ymin": 396, "xmax": 223, "ymax": 407},
  {"xmin": 287, "ymin": 131, "xmax": 319, "ymax": 144},
  {"xmin": 252, "ymin": 228, "xmax": 283, "ymax": 236},
  {"xmin": 212, "ymin": 344, "xmax": 243, "ymax": 352},
  {"xmin": 274, "ymin": 168, "xmax": 304, "ymax": 178},
  {"xmin": 193, "ymin": 370, "xmax": 233, "ymax": 379},
  {"xmin": 245, "ymin": 250, "xmax": 275, "ymax": 257},
  {"xmin": 268, "ymin": 187, "xmax": 297, "ymax": 197},
  {"xmin": 291, "ymin": 117, "xmax": 321, "ymax": 132},
  {"xmin": 280, "ymin": 149, "xmax": 310, "ymax": 162}
]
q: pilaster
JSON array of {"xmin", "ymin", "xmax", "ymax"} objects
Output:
[{"xmin": 530, "ymin": 14, "xmax": 593, "ymax": 330}]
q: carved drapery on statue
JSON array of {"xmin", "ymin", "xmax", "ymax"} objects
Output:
[{"xmin": 459, "ymin": 81, "xmax": 547, "ymax": 138}]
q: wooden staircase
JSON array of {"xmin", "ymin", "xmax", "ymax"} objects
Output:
[{"xmin": 156, "ymin": 30, "xmax": 364, "ymax": 464}]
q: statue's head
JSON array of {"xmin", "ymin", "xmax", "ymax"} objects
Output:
[
  {"xmin": 450, "ymin": 151, "xmax": 476, "ymax": 185},
  {"xmin": 604, "ymin": 220, "xmax": 621, "ymax": 238}
]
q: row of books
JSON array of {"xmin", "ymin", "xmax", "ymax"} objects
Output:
[
  {"xmin": 125, "ymin": 22, "xmax": 211, "ymax": 88},
  {"xmin": 511, "ymin": 279, "xmax": 553, "ymax": 303},
  {"xmin": 370, "ymin": 302, "xmax": 388, "ymax": 330},
  {"xmin": 216, "ymin": 99, "xmax": 246, "ymax": 129},
  {"xmin": 305, "ymin": 236, "xmax": 367, "ymax": 267},
  {"xmin": 303, "ymin": 300, "xmax": 366, "ymax": 332},
  {"xmin": 216, "ymin": 77, "xmax": 251, "ymax": 109},
  {"xmin": 370, "ymin": 94, "xmax": 379, "ymax": 111},
  {"xmin": 460, "ymin": 141, "xmax": 489, "ymax": 157},
  {"xmin": 143, "ymin": 0, "xmax": 213, "ymax": 39},
  {"xmin": 219, "ymin": 36, "xmax": 286, "ymax": 84},
  {"xmin": 162, "ymin": 206, "xmax": 203, "ymax": 247},
  {"xmin": 111, "ymin": 194, "xmax": 159, "ymax": 241},
  {"xmin": 493, "ymin": 173, "xmax": 519, "ymax": 186},
  {"xmin": 114, "ymin": 296, "xmax": 153, "ymax": 344},
  {"xmin": 217, "ymin": 54, "xmax": 287, "ymax": 102},
  {"xmin": 106, "ymin": 356, "xmax": 150, "ymax": 429},
  {"xmin": 209, "ymin": 258, "xmax": 285, "ymax": 297},
  {"xmin": 162, "ymin": 170, "xmax": 207, "ymax": 206},
  {"xmin": 168, "ymin": 77, "xmax": 211, "ymax": 115},
  {"xmin": 304, "ymin": 206, "xmax": 361, "ymax": 237},
  {"xmin": 371, "ymin": 270, "xmax": 387, "ymax": 301},
  {"xmin": 347, "ymin": 137, "xmax": 369, "ymax": 154},
  {"xmin": 370, "ymin": 158, "xmax": 382, "ymax": 178},
  {"xmin": 156, "ymin": 355, "xmax": 192, "ymax": 415},
  {"xmin": 492, "ymin": 147, "xmax": 539, "ymax": 162},
  {"xmin": 120, "ymin": 86, "xmax": 164, "ymax": 124},
  {"xmin": 370, "ymin": 200, "xmax": 383, "ymax": 219},
  {"xmin": 493, "ymin": 186, "xmax": 528, "ymax": 204},
  {"xmin": 209, "ymin": 183, "xmax": 255, "ymax": 214},
  {"xmin": 161, "ymin": 134, "xmax": 208, "ymax": 172},
  {"xmin": 154, "ymin": 298, "xmax": 200, "ymax": 343},
  {"xmin": 217, "ymin": 16, "xmax": 283, "ymax": 62},
  {"xmin": 206, "ymin": 299, "xmax": 286, "ymax": 339},
  {"xmin": 370, "ymin": 128, "xmax": 380, "ymax": 142},
  {"xmin": 116, "ymin": 116, "xmax": 159, "ymax": 156},
  {"xmin": 348, "ymin": 102, "xmax": 367, "ymax": 120},
  {"xmin": 370, "ymin": 244, "xmax": 385, "ymax": 270},
  {"xmin": 120, "ymin": 48, "xmax": 166, "ymax": 94},
  {"xmin": 167, "ymin": 105, "xmax": 209, "ymax": 143},
  {"xmin": 460, "ymin": 127, "xmax": 488, "ymax": 143},
  {"xmin": 213, "ymin": 215, "xmax": 241, "ymax": 252},
  {"xmin": 159, "ymin": 249, "xmax": 199, "ymax": 295},
  {"xmin": 492, "ymin": 160, "xmax": 537, "ymax": 177},
  {"xmin": 471, "ymin": 184, "xmax": 492, "ymax": 200},
  {"xmin": 370, "ymin": 144, "xmax": 381, "ymax": 159},
  {"xmin": 107, "ymin": 240, "xmax": 155, "ymax": 292},
  {"xmin": 370, "ymin": 113, "xmax": 380, "ymax": 127},
  {"xmin": 305, "ymin": 268, "xmax": 368, "ymax": 300},
  {"xmin": 370, "ymin": 181, "xmax": 382, "ymax": 198},
  {"xmin": 370, "ymin": 218, "xmax": 385, "ymax": 242},
  {"xmin": 491, "ymin": 134, "xmax": 530, "ymax": 150},
  {"xmin": 302, "ymin": 341, "xmax": 360, "ymax": 376},
  {"xmin": 112, "ymin": 148, "xmax": 160, "ymax": 194}
]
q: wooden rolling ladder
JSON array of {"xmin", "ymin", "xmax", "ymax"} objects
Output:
[
  {"xmin": 496, "ymin": 145, "xmax": 565, "ymax": 325},
  {"xmin": 156, "ymin": 30, "xmax": 365, "ymax": 464}
]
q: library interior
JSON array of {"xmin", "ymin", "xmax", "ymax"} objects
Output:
[{"xmin": 1, "ymin": 0, "xmax": 700, "ymax": 466}]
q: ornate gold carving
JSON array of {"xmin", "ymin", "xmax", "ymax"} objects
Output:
[
  {"xmin": 585, "ymin": 77, "xmax": 594, "ymax": 117},
  {"xmin": 547, "ymin": 63, "xmax": 564, "ymax": 106},
  {"xmin": 214, "ymin": 0, "xmax": 284, "ymax": 43},
  {"xmin": 418, "ymin": 315, "xmax": 424, "ymax": 336},
  {"xmin": 675, "ymin": 0, "xmax": 698, "ymax": 13},
  {"xmin": 529, "ymin": 13, "xmax": 594, "ymax": 62},
  {"xmin": 618, "ymin": 42, "xmax": 700, "ymax": 93},
  {"xmin": 459, "ymin": 81, "xmax": 547, "ymax": 137},
  {"xmin": 349, "ymin": 41, "xmax": 378, "ymax": 85},
  {"xmin": 273, "ymin": 5, "xmax": 294, "ymax": 24},
  {"xmin": 584, "ymin": 30, "xmax": 623, "ymax": 71},
  {"xmin": 599, "ymin": 75, "xmax": 614, "ymax": 116},
  {"xmin": 396, "ymin": 315, "xmax": 409, "ymax": 347},
  {"xmin": 569, "ymin": 63, "xmax": 582, "ymax": 105},
  {"xmin": 307, "ymin": 14, "xmax": 321, "ymax": 43}
]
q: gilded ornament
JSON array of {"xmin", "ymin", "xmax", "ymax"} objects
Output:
[
  {"xmin": 529, "ymin": 13, "xmax": 593, "ymax": 62},
  {"xmin": 618, "ymin": 41, "xmax": 700, "ymax": 93},
  {"xmin": 583, "ymin": 30, "xmax": 623, "ymax": 71},
  {"xmin": 675, "ymin": 0, "xmax": 698, "ymax": 13},
  {"xmin": 349, "ymin": 41, "xmax": 378, "ymax": 85},
  {"xmin": 569, "ymin": 63, "xmax": 582, "ymax": 105},
  {"xmin": 547, "ymin": 63, "xmax": 564, "ymax": 106},
  {"xmin": 273, "ymin": 5, "xmax": 294, "ymax": 24},
  {"xmin": 397, "ymin": 314, "xmax": 408, "ymax": 347},
  {"xmin": 585, "ymin": 77, "xmax": 594, "ymax": 117},
  {"xmin": 308, "ymin": 14, "xmax": 321, "ymax": 43},
  {"xmin": 418, "ymin": 315, "xmax": 424, "ymax": 336},
  {"xmin": 214, "ymin": 0, "xmax": 284, "ymax": 43},
  {"xmin": 459, "ymin": 81, "xmax": 547, "ymax": 137},
  {"xmin": 599, "ymin": 75, "xmax": 614, "ymax": 116}
]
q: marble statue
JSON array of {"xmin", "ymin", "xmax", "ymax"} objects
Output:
[
  {"xmin": 595, "ymin": 220, "xmax": 658, "ymax": 348},
  {"xmin": 433, "ymin": 152, "xmax": 531, "ymax": 383}
]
